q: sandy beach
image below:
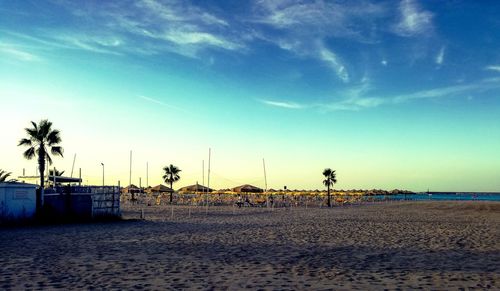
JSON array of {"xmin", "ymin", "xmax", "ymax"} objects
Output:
[{"xmin": 1, "ymin": 201, "xmax": 499, "ymax": 290}]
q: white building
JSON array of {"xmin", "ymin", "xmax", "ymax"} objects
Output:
[{"xmin": 0, "ymin": 182, "xmax": 37, "ymax": 220}]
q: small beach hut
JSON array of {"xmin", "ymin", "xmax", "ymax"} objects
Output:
[
  {"xmin": 232, "ymin": 184, "xmax": 263, "ymax": 193},
  {"xmin": 178, "ymin": 184, "xmax": 213, "ymax": 193},
  {"xmin": 122, "ymin": 184, "xmax": 140, "ymax": 194},
  {"xmin": 0, "ymin": 182, "xmax": 37, "ymax": 220},
  {"xmin": 150, "ymin": 184, "xmax": 174, "ymax": 193}
]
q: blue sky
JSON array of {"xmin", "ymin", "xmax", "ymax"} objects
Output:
[{"xmin": 1, "ymin": 0, "xmax": 499, "ymax": 191}]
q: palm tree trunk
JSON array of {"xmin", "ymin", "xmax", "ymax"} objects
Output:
[
  {"xmin": 327, "ymin": 184, "xmax": 331, "ymax": 207},
  {"xmin": 37, "ymin": 149, "xmax": 45, "ymax": 213},
  {"xmin": 170, "ymin": 181, "xmax": 173, "ymax": 204}
]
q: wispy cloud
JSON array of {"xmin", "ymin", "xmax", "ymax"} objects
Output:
[
  {"xmin": 435, "ymin": 46, "xmax": 445, "ymax": 65},
  {"xmin": 323, "ymin": 77, "xmax": 500, "ymax": 111},
  {"xmin": 263, "ymin": 77, "xmax": 500, "ymax": 112},
  {"xmin": 318, "ymin": 45, "xmax": 349, "ymax": 82},
  {"xmin": 252, "ymin": 1, "xmax": 389, "ymax": 82},
  {"xmin": 259, "ymin": 99, "xmax": 304, "ymax": 109},
  {"xmin": 393, "ymin": 0, "xmax": 433, "ymax": 37},
  {"xmin": 0, "ymin": 45, "xmax": 40, "ymax": 62},
  {"xmin": 103, "ymin": 0, "xmax": 243, "ymax": 56},
  {"xmin": 15, "ymin": 0, "xmax": 245, "ymax": 59},
  {"xmin": 485, "ymin": 65, "xmax": 500, "ymax": 72},
  {"xmin": 138, "ymin": 95, "xmax": 186, "ymax": 112}
]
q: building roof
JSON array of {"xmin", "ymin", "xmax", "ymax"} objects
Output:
[
  {"xmin": 232, "ymin": 184, "xmax": 263, "ymax": 193},
  {"xmin": 178, "ymin": 184, "xmax": 213, "ymax": 192},
  {"xmin": 150, "ymin": 184, "xmax": 174, "ymax": 193}
]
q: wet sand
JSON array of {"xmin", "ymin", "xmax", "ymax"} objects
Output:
[{"xmin": 1, "ymin": 201, "xmax": 499, "ymax": 290}]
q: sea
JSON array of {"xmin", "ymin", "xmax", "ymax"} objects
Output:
[{"xmin": 369, "ymin": 192, "xmax": 500, "ymax": 202}]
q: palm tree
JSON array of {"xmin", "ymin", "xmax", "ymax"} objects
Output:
[
  {"xmin": 0, "ymin": 169, "xmax": 14, "ymax": 182},
  {"xmin": 323, "ymin": 168, "xmax": 337, "ymax": 207},
  {"xmin": 18, "ymin": 120, "xmax": 63, "ymax": 210},
  {"xmin": 163, "ymin": 164, "xmax": 181, "ymax": 203}
]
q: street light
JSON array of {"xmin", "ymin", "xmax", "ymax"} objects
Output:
[{"xmin": 101, "ymin": 163, "xmax": 104, "ymax": 187}]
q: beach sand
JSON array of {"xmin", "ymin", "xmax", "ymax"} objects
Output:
[{"xmin": 1, "ymin": 201, "xmax": 499, "ymax": 290}]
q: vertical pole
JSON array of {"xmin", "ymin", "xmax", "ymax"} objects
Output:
[
  {"xmin": 79, "ymin": 168, "xmax": 81, "ymax": 186},
  {"xmin": 71, "ymin": 153, "xmax": 76, "ymax": 177},
  {"xmin": 263, "ymin": 158, "xmax": 268, "ymax": 191},
  {"xmin": 129, "ymin": 150, "xmax": 132, "ymax": 187},
  {"xmin": 146, "ymin": 162, "xmax": 149, "ymax": 188},
  {"xmin": 206, "ymin": 148, "xmax": 211, "ymax": 213},
  {"xmin": 53, "ymin": 167, "xmax": 56, "ymax": 188},
  {"xmin": 202, "ymin": 160, "xmax": 205, "ymax": 202},
  {"xmin": 101, "ymin": 163, "xmax": 104, "ymax": 187},
  {"xmin": 23, "ymin": 168, "xmax": 25, "ymax": 176},
  {"xmin": 263, "ymin": 158, "xmax": 268, "ymax": 208}
]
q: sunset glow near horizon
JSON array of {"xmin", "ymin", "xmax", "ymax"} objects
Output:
[{"xmin": 1, "ymin": 1, "xmax": 499, "ymax": 192}]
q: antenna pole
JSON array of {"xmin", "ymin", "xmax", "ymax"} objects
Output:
[
  {"xmin": 263, "ymin": 158, "xmax": 268, "ymax": 191},
  {"xmin": 206, "ymin": 148, "xmax": 211, "ymax": 212},
  {"xmin": 70, "ymin": 153, "xmax": 76, "ymax": 177},
  {"xmin": 129, "ymin": 150, "xmax": 132, "ymax": 187}
]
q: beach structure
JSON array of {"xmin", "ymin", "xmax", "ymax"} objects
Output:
[
  {"xmin": 0, "ymin": 182, "xmax": 37, "ymax": 221},
  {"xmin": 44, "ymin": 186, "xmax": 121, "ymax": 219},
  {"xmin": 122, "ymin": 184, "xmax": 141, "ymax": 194},
  {"xmin": 178, "ymin": 184, "xmax": 213, "ymax": 193},
  {"xmin": 149, "ymin": 184, "xmax": 174, "ymax": 194},
  {"xmin": 232, "ymin": 184, "xmax": 264, "ymax": 193},
  {"xmin": 18, "ymin": 174, "xmax": 82, "ymax": 187}
]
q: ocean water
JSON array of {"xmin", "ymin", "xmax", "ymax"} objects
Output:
[{"xmin": 369, "ymin": 193, "xmax": 500, "ymax": 202}]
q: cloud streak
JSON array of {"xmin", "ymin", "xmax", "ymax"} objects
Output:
[
  {"xmin": 485, "ymin": 65, "xmax": 500, "ymax": 72},
  {"xmin": 435, "ymin": 46, "xmax": 445, "ymax": 65},
  {"xmin": 263, "ymin": 78, "xmax": 500, "ymax": 112},
  {"xmin": 325, "ymin": 77, "xmax": 500, "ymax": 111},
  {"xmin": 259, "ymin": 99, "xmax": 304, "ymax": 109},
  {"xmin": 0, "ymin": 45, "xmax": 40, "ymax": 62},
  {"xmin": 138, "ymin": 95, "xmax": 186, "ymax": 112}
]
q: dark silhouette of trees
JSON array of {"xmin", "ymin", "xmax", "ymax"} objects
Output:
[
  {"xmin": 18, "ymin": 120, "xmax": 63, "ymax": 211},
  {"xmin": 0, "ymin": 169, "xmax": 13, "ymax": 182},
  {"xmin": 323, "ymin": 168, "xmax": 337, "ymax": 207},
  {"xmin": 163, "ymin": 164, "xmax": 181, "ymax": 203}
]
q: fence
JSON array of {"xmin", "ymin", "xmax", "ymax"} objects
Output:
[{"xmin": 44, "ymin": 186, "xmax": 120, "ymax": 218}]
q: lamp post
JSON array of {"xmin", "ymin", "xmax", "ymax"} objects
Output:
[{"xmin": 101, "ymin": 163, "xmax": 104, "ymax": 187}]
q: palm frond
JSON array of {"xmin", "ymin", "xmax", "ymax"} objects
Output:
[
  {"xmin": 47, "ymin": 130, "xmax": 61, "ymax": 145},
  {"xmin": 25, "ymin": 127, "xmax": 38, "ymax": 140},
  {"xmin": 23, "ymin": 147, "xmax": 36, "ymax": 160},
  {"xmin": 50, "ymin": 146, "xmax": 64, "ymax": 157},
  {"xmin": 37, "ymin": 120, "xmax": 51, "ymax": 141},
  {"xmin": 18, "ymin": 138, "xmax": 33, "ymax": 147},
  {"xmin": 0, "ymin": 170, "xmax": 12, "ymax": 183}
]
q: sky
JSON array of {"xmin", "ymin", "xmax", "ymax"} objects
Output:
[{"xmin": 1, "ymin": 0, "xmax": 499, "ymax": 192}]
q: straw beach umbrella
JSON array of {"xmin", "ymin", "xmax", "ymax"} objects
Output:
[
  {"xmin": 150, "ymin": 184, "xmax": 174, "ymax": 193},
  {"xmin": 232, "ymin": 184, "xmax": 263, "ymax": 193}
]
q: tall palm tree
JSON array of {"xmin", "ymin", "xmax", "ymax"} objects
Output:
[
  {"xmin": 18, "ymin": 120, "xmax": 63, "ymax": 210},
  {"xmin": 0, "ymin": 169, "xmax": 13, "ymax": 182},
  {"xmin": 163, "ymin": 164, "xmax": 181, "ymax": 203},
  {"xmin": 323, "ymin": 168, "xmax": 337, "ymax": 207}
]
